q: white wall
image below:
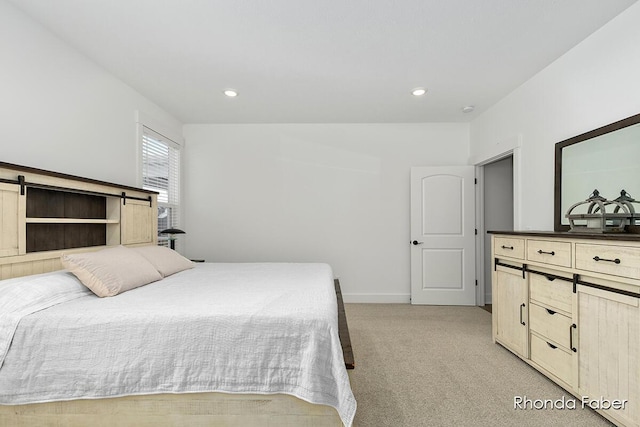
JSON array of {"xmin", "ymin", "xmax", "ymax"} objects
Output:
[
  {"xmin": 183, "ymin": 123, "xmax": 469, "ymax": 302},
  {"xmin": 0, "ymin": 0, "xmax": 182, "ymax": 186},
  {"xmin": 470, "ymin": 2, "xmax": 640, "ymax": 231}
]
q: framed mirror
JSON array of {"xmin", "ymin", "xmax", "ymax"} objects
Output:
[{"xmin": 554, "ymin": 112, "xmax": 640, "ymax": 232}]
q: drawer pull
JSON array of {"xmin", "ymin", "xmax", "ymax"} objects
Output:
[
  {"xmin": 537, "ymin": 250, "xmax": 555, "ymax": 256},
  {"xmin": 501, "ymin": 245, "xmax": 514, "ymax": 250},
  {"xmin": 570, "ymin": 324, "xmax": 577, "ymax": 353},
  {"xmin": 545, "ymin": 308, "xmax": 556, "ymax": 315},
  {"xmin": 546, "ymin": 342, "xmax": 557, "ymax": 349},
  {"xmin": 593, "ymin": 256, "xmax": 621, "ymax": 264},
  {"xmin": 519, "ymin": 303, "xmax": 526, "ymax": 326}
]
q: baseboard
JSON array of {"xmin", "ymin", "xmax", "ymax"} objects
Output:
[{"xmin": 342, "ymin": 293, "xmax": 411, "ymax": 304}]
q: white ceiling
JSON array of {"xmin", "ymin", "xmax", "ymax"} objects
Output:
[{"xmin": 9, "ymin": 0, "xmax": 638, "ymax": 124}]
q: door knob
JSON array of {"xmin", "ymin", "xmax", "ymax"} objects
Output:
[{"xmin": 411, "ymin": 240, "xmax": 424, "ymax": 245}]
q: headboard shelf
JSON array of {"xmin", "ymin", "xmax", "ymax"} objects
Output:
[
  {"xmin": 24, "ymin": 186, "xmax": 116, "ymax": 253},
  {"xmin": 26, "ymin": 218, "xmax": 120, "ymax": 224},
  {"xmin": 27, "ymin": 223, "xmax": 107, "ymax": 253},
  {"xmin": 27, "ymin": 187, "xmax": 108, "ymax": 219},
  {"xmin": 0, "ymin": 162, "xmax": 158, "ymax": 278}
]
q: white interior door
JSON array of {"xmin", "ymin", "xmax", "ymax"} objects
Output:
[{"xmin": 410, "ymin": 166, "xmax": 476, "ymax": 305}]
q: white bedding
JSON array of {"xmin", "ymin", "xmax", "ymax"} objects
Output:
[{"xmin": 0, "ymin": 263, "xmax": 356, "ymax": 427}]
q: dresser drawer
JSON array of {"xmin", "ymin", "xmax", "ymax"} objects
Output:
[
  {"xmin": 530, "ymin": 333, "xmax": 574, "ymax": 386},
  {"xmin": 494, "ymin": 237, "xmax": 525, "ymax": 260},
  {"xmin": 529, "ymin": 271, "xmax": 573, "ymax": 315},
  {"xmin": 575, "ymin": 243, "xmax": 640, "ymax": 281},
  {"xmin": 529, "ymin": 303, "xmax": 572, "ymax": 349},
  {"xmin": 526, "ymin": 239, "xmax": 571, "ymax": 268}
]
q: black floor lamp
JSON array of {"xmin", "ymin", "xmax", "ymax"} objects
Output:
[{"xmin": 159, "ymin": 228, "xmax": 185, "ymax": 250}]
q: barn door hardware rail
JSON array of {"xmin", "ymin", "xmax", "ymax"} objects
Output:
[
  {"xmin": 3, "ymin": 174, "xmax": 153, "ymax": 207},
  {"xmin": 575, "ymin": 277, "xmax": 640, "ymax": 299},
  {"xmin": 493, "ymin": 259, "xmax": 527, "ymax": 278},
  {"xmin": 495, "ymin": 257, "xmax": 640, "ymax": 299}
]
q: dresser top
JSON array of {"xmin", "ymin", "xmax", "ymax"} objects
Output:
[{"xmin": 487, "ymin": 230, "xmax": 640, "ymax": 242}]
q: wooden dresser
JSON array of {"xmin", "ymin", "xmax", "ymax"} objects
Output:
[{"xmin": 490, "ymin": 231, "xmax": 639, "ymax": 427}]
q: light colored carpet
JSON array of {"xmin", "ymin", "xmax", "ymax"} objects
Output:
[{"xmin": 345, "ymin": 304, "xmax": 613, "ymax": 427}]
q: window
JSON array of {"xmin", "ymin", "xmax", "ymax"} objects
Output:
[{"xmin": 141, "ymin": 126, "xmax": 181, "ymax": 247}]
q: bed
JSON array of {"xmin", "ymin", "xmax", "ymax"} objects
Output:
[
  {"xmin": 0, "ymin": 259, "xmax": 356, "ymax": 427},
  {"xmin": 0, "ymin": 162, "xmax": 356, "ymax": 426}
]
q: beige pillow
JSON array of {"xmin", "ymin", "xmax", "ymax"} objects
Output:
[
  {"xmin": 131, "ymin": 245, "xmax": 195, "ymax": 277},
  {"xmin": 61, "ymin": 246, "xmax": 162, "ymax": 297}
]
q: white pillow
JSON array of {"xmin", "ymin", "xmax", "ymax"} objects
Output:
[
  {"xmin": 61, "ymin": 246, "xmax": 162, "ymax": 297},
  {"xmin": 130, "ymin": 245, "xmax": 195, "ymax": 277}
]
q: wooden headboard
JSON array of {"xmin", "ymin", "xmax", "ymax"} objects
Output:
[{"xmin": 0, "ymin": 162, "xmax": 158, "ymax": 280}]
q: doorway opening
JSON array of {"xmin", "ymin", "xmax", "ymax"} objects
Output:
[{"xmin": 476, "ymin": 153, "xmax": 515, "ymax": 308}]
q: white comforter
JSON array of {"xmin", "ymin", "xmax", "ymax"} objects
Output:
[{"xmin": 0, "ymin": 263, "xmax": 356, "ymax": 426}]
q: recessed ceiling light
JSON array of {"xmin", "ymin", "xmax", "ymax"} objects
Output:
[
  {"xmin": 462, "ymin": 105, "xmax": 475, "ymax": 113},
  {"xmin": 411, "ymin": 87, "xmax": 427, "ymax": 96},
  {"xmin": 224, "ymin": 89, "xmax": 238, "ymax": 97}
]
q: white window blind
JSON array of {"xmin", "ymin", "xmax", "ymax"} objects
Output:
[{"xmin": 141, "ymin": 126, "xmax": 181, "ymax": 247}]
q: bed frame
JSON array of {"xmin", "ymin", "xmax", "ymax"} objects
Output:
[
  {"xmin": 0, "ymin": 162, "xmax": 345, "ymax": 426},
  {"xmin": 0, "ymin": 393, "xmax": 341, "ymax": 427}
]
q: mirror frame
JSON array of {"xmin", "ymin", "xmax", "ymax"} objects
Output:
[{"xmin": 554, "ymin": 112, "xmax": 640, "ymax": 232}]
